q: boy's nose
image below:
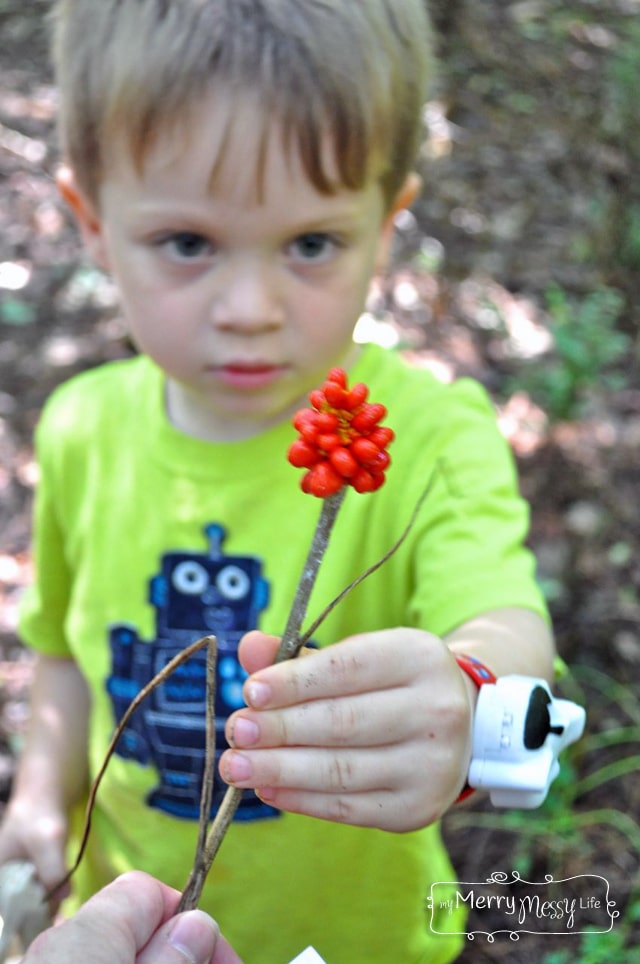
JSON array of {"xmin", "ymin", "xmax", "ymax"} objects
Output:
[{"xmin": 209, "ymin": 259, "xmax": 285, "ymax": 333}]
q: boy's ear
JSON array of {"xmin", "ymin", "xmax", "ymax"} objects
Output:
[
  {"xmin": 56, "ymin": 166, "xmax": 110, "ymax": 270},
  {"xmin": 376, "ymin": 172, "xmax": 422, "ymax": 272}
]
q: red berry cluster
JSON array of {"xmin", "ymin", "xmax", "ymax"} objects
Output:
[{"xmin": 288, "ymin": 368, "xmax": 394, "ymax": 497}]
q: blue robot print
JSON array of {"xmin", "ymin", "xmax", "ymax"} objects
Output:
[{"xmin": 106, "ymin": 524, "xmax": 279, "ymax": 822}]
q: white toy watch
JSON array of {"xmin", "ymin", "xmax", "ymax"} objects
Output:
[{"xmin": 455, "ymin": 654, "xmax": 586, "ymax": 809}]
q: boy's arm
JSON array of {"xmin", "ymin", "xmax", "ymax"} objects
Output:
[
  {"xmin": 219, "ymin": 608, "xmax": 554, "ymax": 833},
  {"xmin": 0, "ymin": 654, "xmax": 90, "ymax": 892},
  {"xmin": 445, "ymin": 605, "xmax": 555, "ymax": 705}
]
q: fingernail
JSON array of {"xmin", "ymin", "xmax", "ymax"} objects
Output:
[
  {"xmin": 245, "ymin": 679, "xmax": 271, "ymax": 707},
  {"xmin": 225, "ymin": 752, "xmax": 252, "ymax": 783},
  {"xmin": 168, "ymin": 910, "xmax": 219, "ymax": 963},
  {"xmin": 231, "ymin": 717, "xmax": 260, "ymax": 746},
  {"xmin": 256, "ymin": 787, "xmax": 276, "ymax": 803}
]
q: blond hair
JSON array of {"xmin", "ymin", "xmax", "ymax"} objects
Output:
[{"xmin": 52, "ymin": 0, "xmax": 432, "ymax": 208}]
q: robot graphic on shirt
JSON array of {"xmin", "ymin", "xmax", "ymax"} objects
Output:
[{"xmin": 106, "ymin": 523, "xmax": 278, "ymax": 821}]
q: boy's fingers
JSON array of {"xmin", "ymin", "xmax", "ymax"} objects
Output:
[
  {"xmin": 34, "ymin": 852, "xmax": 68, "ymax": 896},
  {"xmin": 241, "ymin": 631, "xmax": 442, "ymax": 709},
  {"xmin": 237, "ymin": 631, "xmax": 281, "ymax": 674},
  {"xmin": 220, "ymin": 745, "xmax": 401, "ymax": 795},
  {"xmin": 238, "ymin": 630, "xmax": 320, "ymax": 676},
  {"xmin": 226, "ymin": 689, "xmax": 416, "ymax": 750},
  {"xmin": 0, "ymin": 813, "xmax": 68, "ymax": 896}
]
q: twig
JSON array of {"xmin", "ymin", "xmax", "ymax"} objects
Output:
[
  {"xmin": 45, "ymin": 634, "xmax": 215, "ymax": 903},
  {"xmin": 275, "ymin": 489, "xmax": 346, "ymax": 661},
  {"xmin": 299, "ymin": 473, "xmax": 436, "ymax": 646},
  {"xmin": 177, "ymin": 637, "xmax": 218, "ymax": 912},
  {"xmin": 178, "ymin": 490, "xmax": 347, "ymax": 901}
]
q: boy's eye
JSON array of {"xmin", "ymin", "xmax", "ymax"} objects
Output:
[
  {"xmin": 159, "ymin": 232, "xmax": 213, "ymax": 260},
  {"xmin": 288, "ymin": 232, "xmax": 338, "ymax": 264}
]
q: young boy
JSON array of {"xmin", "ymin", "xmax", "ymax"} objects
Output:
[{"xmin": 0, "ymin": 1, "xmax": 555, "ymax": 961}]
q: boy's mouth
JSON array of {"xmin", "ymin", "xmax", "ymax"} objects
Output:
[{"xmin": 213, "ymin": 362, "xmax": 288, "ymax": 390}]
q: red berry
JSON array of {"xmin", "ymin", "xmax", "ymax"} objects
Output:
[
  {"xmin": 293, "ymin": 409, "xmax": 317, "ymax": 432},
  {"xmin": 352, "ymin": 468, "xmax": 375, "ymax": 493},
  {"xmin": 351, "ymin": 437, "xmax": 381, "ymax": 466},
  {"xmin": 299, "ymin": 424, "xmax": 319, "ymax": 443},
  {"xmin": 368, "ymin": 450, "xmax": 391, "ymax": 472},
  {"xmin": 306, "ymin": 461, "xmax": 344, "ymax": 497},
  {"xmin": 291, "ymin": 369, "xmax": 391, "ymax": 496},
  {"xmin": 330, "ymin": 446, "xmax": 358, "ymax": 478},
  {"xmin": 316, "ymin": 412, "xmax": 340, "ymax": 433},
  {"xmin": 344, "ymin": 382, "xmax": 368, "ymax": 411},
  {"xmin": 324, "ymin": 381, "xmax": 348, "ymax": 408},
  {"xmin": 317, "ymin": 433, "xmax": 341, "ymax": 451},
  {"xmin": 369, "ymin": 426, "xmax": 394, "ymax": 448},
  {"xmin": 288, "ymin": 439, "xmax": 320, "ymax": 468},
  {"xmin": 350, "ymin": 407, "xmax": 377, "ymax": 432},
  {"xmin": 368, "ymin": 403, "xmax": 387, "ymax": 423},
  {"xmin": 309, "ymin": 389, "xmax": 326, "ymax": 411},
  {"xmin": 325, "ymin": 368, "xmax": 347, "ymax": 387}
]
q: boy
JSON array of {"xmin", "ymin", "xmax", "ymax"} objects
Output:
[{"xmin": 0, "ymin": 1, "xmax": 554, "ymax": 961}]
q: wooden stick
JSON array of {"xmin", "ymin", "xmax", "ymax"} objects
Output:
[
  {"xmin": 179, "ymin": 490, "xmax": 347, "ymax": 894},
  {"xmin": 274, "ymin": 490, "xmax": 346, "ymax": 661},
  {"xmin": 177, "ymin": 637, "xmax": 218, "ymax": 912},
  {"xmin": 45, "ymin": 634, "xmax": 215, "ymax": 903},
  {"xmin": 300, "ymin": 473, "xmax": 436, "ymax": 645}
]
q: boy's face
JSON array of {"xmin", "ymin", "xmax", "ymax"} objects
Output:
[{"xmin": 64, "ymin": 97, "xmax": 413, "ymax": 441}]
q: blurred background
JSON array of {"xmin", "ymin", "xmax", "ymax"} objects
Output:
[{"xmin": 0, "ymin": 1, "xmax": 639, "ymax": 959}]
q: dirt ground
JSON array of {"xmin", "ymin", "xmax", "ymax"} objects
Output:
[{"xmin": 1, "ymin": 1, "xmax": 639, "ymax": 960}]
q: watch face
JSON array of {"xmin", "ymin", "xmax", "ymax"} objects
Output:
[{"xmin": 524, "ymin": 685, "xmax": 565, "ymax": 749}]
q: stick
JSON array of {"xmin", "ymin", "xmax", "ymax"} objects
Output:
[
  {"xmin": 178, "ymin": 490, "xmax": 347, "ymax": 902},
  {"xmin": 45, "ymin": 634, "xmax": 215, "ymax": 903},
  {"xmin": 177, "ymin": 637, "xmax": 218, "ymax": 912}
]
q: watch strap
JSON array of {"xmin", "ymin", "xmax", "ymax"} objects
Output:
[{"xmin": 453, "ymin": 653, "xmax": 497, "ymax": 802}]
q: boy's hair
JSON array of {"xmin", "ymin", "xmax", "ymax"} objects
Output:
[{"xmin": 52, "ymin": 0, "xmax": 432, "ymax": 208}]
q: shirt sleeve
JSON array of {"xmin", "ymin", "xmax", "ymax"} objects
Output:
[{"xmin": 403, "ymin": 377, "xmax": 547, "ymax": 636}]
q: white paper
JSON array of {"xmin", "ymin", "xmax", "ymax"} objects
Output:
[{"xmin": 286, "ymin": 947, "xmax": 328, "ymax": 964}]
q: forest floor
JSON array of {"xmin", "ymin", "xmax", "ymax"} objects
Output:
[{"xmin": 1, "ymin": 1, "xmax": 639, "ymax": 961}]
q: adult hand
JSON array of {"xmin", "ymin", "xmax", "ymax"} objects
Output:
[
  {"xmin": 22, "ymin": 871, "xmax": 243, "ymax": 964},
  {"xmin": 220, "ymin": 629, "xmax": 473, "ymax": 832}
]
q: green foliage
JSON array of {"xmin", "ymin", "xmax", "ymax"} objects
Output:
[
  {"xmin": 618, "ymin": 203, "xmax": 640, "ymax": 270},
  {"xmin": 603, "ymin": 18, "xmax": 640, "ymax": 151},
  {"xmin": 598, "ymin": 17, "xmax": 640, "ymax": 273},
  {"xmin": 542, "ymin": 911, "xmax": 640, "ymax": 964},
  {"xmin": 510, "ymin": 285, "xmax": 629, "ymax": 420},
  {"xmin": 0, "ymin": 298, "xmax": 37, "ymax": 326},
  {"xmin": 534, "ymin": 668, "xmax": 640, "ymax": 957}
]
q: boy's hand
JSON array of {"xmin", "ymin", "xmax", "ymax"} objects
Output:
[
  {"xmin": 0, "ymin": 800, "xmax": 69, "ymax": 903},
  {"xmin": 220, "ymin": 629, "xmax": 473, "ymax": 832},
  {"xmin": 0, "ymin": 654, "xmax": 90, "ymax": 906}
]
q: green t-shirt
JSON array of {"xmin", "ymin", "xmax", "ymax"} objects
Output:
[{"xmin": 20, "ymin": 343, "xmax": 547, "ymax": 963}]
